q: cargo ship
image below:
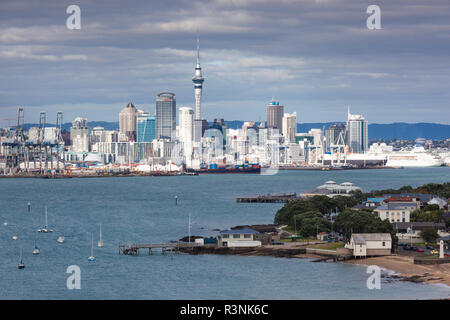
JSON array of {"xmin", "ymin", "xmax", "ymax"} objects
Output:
[{"xmin": 187, "ymin": 163, "xmax": 261, "ymax": 174}]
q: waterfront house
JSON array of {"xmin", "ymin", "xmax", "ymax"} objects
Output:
[
  {"xmin": 217, "ymin": 228, "xmax": 261, "ymax": 247},
  {"xmin": 345, "ymin": 233, "xmax": 392, "ymax": 258}
]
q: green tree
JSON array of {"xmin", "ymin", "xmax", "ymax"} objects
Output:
[
  {"xmin": 419, "ymin": 228, "xmax": 439, "ymax": 243},
  {"xmin": 293, "ymin": 210, "xmax": 331, "ymax": 237},
  {"xmin": 332, "ymin": 209, "xmax": 398, "ymax": 246}
]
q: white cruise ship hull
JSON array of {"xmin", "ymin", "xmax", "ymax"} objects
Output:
[{"xmin": 386, "ymin": 154, "xmax": 444, "ymax": 167}]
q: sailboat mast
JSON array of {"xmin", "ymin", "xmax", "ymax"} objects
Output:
[
  {"xmin": 91, "ymin": 234, "xmax": 94, "ymax": 256},
  {"xmin": 45, "ymin": 206, "xmax": 48, "ymax": 227},
  {"xmin": 99, "ymin": 224, "xmax": 102, "ymax": 241}
]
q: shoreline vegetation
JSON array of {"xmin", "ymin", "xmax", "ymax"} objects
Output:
[{"xmin": 182, "ymin": 182, "xmax": 450, "ymax": 288}]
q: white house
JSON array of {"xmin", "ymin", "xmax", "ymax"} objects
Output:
[
  {"xmin": 217, "ymin": 228, "xmax": 261, "ymax": 247},
  {"xmin": 373, "ymin": 202, "xmax": 418, "ymax": 223},
  {"xmin": 345, "ymin": 233, "xmax": 392, "ymax": 258}
]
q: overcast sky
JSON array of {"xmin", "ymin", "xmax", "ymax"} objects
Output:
[{"xmin": 0, "ymin": 0, "xmax": 449, "ymax": 126}]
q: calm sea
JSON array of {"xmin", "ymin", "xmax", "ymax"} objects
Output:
[{"xmin": 0, "ymin": 167, "xmax": 449, "ymax": 299}]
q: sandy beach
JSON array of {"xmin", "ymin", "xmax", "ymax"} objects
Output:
[{"xmin": 346, "ymin": 254, "xmax": 450, "ymax": 287}]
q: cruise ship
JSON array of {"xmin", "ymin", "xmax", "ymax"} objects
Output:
[
  {"xmin": 321, "ymin": 143, "xmax": 445, "ymax": 168},
  {"xmin": 385, "ymin": 146, "xmax": 444, "ymax": 167}
]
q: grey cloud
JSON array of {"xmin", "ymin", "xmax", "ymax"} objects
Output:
[{"xmin": 0, "ymin": 0, "xmax": 449, "ymax": 126}]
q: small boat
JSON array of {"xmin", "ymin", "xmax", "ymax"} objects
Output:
[
  {"xmin": 32, "ymin": 241, "xmax": 40, "ymax": 255},
  {"xmin": 37, "ymin": 206, "xmax": 53, "ymax": 233},
  {"xmin": 12, "ymin": 235, "xmax": 19, "ymax": 240},
  {"xmin": 57, "ymin": 236, "xmax": 65, "ymax": 243},
  {"xmin": 3, "ymin": 221, "xmax": 8, "ymax": 226},
  {"xmin": 97, "ymin": 224, "xmax": 104, "ymax": 248},
  {"xmin": 18, "ymin": 247, "xmax": 25, "ymax": 269},
  {"xmin": 88, "ymin": 234, "xmax": 95, "ymax": 261}
]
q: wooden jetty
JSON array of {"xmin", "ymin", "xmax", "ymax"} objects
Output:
[
  {"xmin": 118, "ymin": 242, "xmax": 200, "ymax": 255},
  {"xmin": 236, "ymin": 193, "xmax": 298, "ymax": 203}
]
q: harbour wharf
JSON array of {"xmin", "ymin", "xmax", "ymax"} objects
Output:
[{"xmin": 236, "ymin": 193, "xmax": 298, "ymax": 203}]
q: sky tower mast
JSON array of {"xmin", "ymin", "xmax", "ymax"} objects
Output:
[{"xmin": 192, "ymin": 37, "xmax": 204, "ymax": 121}]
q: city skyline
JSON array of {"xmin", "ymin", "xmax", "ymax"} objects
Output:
[{"xmin": 1, "ymin": 0, "xmax": 450, "ymax": 125}]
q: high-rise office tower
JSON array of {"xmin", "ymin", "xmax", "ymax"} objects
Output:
[
  {"xmin": 178, "ymin": 107, "xmax": 194, "ymax": 158},
  {"xmin": 282, "ymin": 112, "xmax": 297, "ymax": 142},
  {"xmin": 192, "ymin": 38, "xmax": 204, "ymax": 121},
  {"xmin": 136, "ymin": 112, "xmax": 156, "ymax": 143},
  {"xmin": 70, "ymin": 117, "xmax": 89, "ymax": 152},
  {"xmin": 267, "ymin": 100, "xmax": 284, "ymax": 132},
  {"xmin": 156, "ymin": 92, "xmax": 176, "ymax": 140},
  {"xmin": 346, "ymin": 106, "xmax": 368, "ymax": 153},
  {"xmin": 119, "ymin": 102, "xmax": 138, "ymax": 141}
]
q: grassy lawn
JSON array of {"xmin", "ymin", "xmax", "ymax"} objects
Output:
[
  {"xmin": 422, "ymin": 255, "xmax": 440, "ymax": 259},
  {"xmin": 309, "ymin": 242, "xmax": 345, "ymax": 250},
  {"xmin": 279, "ymin": 238, "xmax": 317, "ymax": 242}
]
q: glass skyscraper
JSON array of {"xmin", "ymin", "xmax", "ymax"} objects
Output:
[
  {"xmin": 346, "ymin": 108, "xmax": 368, "ymax": 154},
  {"xmin": 136, "ymin": 114, "xmax": 156, "ymax": 143},
  {"xmin": 156, "ymin": 92, "xmax": 176, "ymax": 140}
]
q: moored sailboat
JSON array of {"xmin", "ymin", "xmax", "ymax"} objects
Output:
[
  {"xmin": 88, "ymin": 234, "xmax": 95, "ymax": 261},
  {"xmin": 18, "ymin": 247, "xmax": 25, "ymax": 269},
  {"xmin": 97, "ymin": 224, "xmax": 104, "ymax": 248},
  {"xmin": 37, "ymin": 206, "xmax": 53, "ymax": 233},
  {"xmin": 32, "ymin": 241, "xmax": 40, "ymax": 255}
]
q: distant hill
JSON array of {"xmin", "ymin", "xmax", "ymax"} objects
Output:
[
  {"xmin": 17, "ymin": 121, "xmax": 450, "ymax": 140},
  {"xmin": 226, "ymin": 121, "xmax": 450, "ymax": 140}
]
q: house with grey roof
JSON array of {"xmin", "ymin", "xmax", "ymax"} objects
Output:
[
  {"xmin": 217, "ymin": 228, "xmax": 262, "ymax": 247},
  {"xmin": 345, "ymin": 233, "xmax": 392, "ymax": 257}
]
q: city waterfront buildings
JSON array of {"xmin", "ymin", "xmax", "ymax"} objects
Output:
[
  {"xmin": 178, "ymin": 107, "xmax": 194, "ymax": 161},
  {"xmin": 156, "ymin": 92, "xmax": 177, "ymax": 140},
  {"xmin": 267, "ymin": 100, "xmax": 284, "ymax": 132},
  {"xmin": 282, "ymin": 112, "xmax": 297, "ymax": 143},
  {"xmin": 346, "ymin": 107, "xmax": 368, "ymax": 154},
  {"xmin": 70, "ymin": 117, "xmax": 89, "ymax": 153},
  {"xmin": 119, "ymin": 102, "xmax": 138, "ymax": 141},
  {"xmin": 137, "ymin": 113, "xmax": 156, "ymax": 143}
]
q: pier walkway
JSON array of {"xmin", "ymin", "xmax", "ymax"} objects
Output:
[
  {"xmin": 236, "ymin": 193, "xmax": 298, "ymax": 203},
  {"xmin": 118, "ymin": 242, "xmax": 200, "ymax": 255}
]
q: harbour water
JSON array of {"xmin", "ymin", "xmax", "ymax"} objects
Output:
[{"xmin": 0, "ymin": 167, "xmax": 449, "ymax": 299}]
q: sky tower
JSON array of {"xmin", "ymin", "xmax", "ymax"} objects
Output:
[{"xmin": 192, "ymin": 38, "xmax": 204, "ymax": 121}]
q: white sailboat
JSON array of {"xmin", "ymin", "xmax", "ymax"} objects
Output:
[
  {"xmin": 88, "ymin": 234, "xmax": 95, "ymax": 261},
  {"xmin": 97, "ymin": 224, "xmax": 104, "ymax": 248},
  {"xmin": 12, "ymin": 235, "xmax": 19, "ymax": 240},
  {"xmin": 32, "ymin": 241, "xmax": 40, "ymax": 255},
  {"xmin": 3, "ymin": 221, "xmax": 8, "ymax": 226},
  {"xmin": 57, "ymin": 236, "xmax": 65, "ymax": 243},
  {"xmin": 18, "ymin": 247, "xmax": 25, "ymax": 269},
  {"xmin": 37, "ymin": 206, "xmax": 53, "ymax": 233}
]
